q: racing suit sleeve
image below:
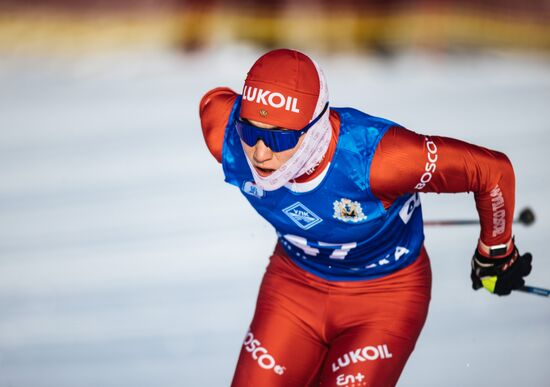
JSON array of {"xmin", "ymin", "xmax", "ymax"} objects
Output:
[
  {"xmin": 199, "ymin": 87, "xmax": 238, "ymax": 163},
  {"xmin": 370, "ymin": 126, "xmax": 515, "ymax": 247}
]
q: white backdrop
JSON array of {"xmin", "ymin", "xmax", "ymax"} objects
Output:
[{"xmin": 0, "ymin": 46, "xmax": 549, "ymax": 386}]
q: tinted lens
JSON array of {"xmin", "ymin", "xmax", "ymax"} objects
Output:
[
  {"xmin": 235, "ymin": 120, "xmax": 301, "ymax": 152},
  {"xmin": 236, "ymin": 102, "xmax": 328, "ymax": 152}
]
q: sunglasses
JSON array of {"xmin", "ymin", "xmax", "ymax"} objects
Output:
[{"xmin": 235, "ymin": 102, "xmax": 328, "ymax": 152}]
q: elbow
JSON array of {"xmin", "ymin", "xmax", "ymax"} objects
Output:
[{"xmin": 497, "ymin": 151, "xmax": 515, "ymax": 186}]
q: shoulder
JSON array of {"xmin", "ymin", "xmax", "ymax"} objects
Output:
[
  {"xmin": 378, "ymin": 125, "xmax": 423, "ymax": 149},
  {"xmin": 335, "ymin": 108, "xmax": 403, "ymax": 151},
  {"xmin": 370, "ymin": 125, "xmax": 426, "ymax": 207},
  {"xmin": 334, "ymin": 107, "xmax": 399, "ymax": 127},
  {"xmin": 199, "ymin": 87, "xmax": 238, "ymax": 116},
  {"xmin": 199, "ymin": 87, "xmax": 238, "ymax": 163}
]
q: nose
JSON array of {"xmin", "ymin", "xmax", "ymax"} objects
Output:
[{"xmin": 253, "ymin": 139, "xmax": 273, "ymax": 163}]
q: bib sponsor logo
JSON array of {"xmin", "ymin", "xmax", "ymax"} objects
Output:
[
  {"xmin": 332, "ymin": 344, "xmax": 393, "ymax": 373},
  {"xmin": 242, "ymin": 181, "xmax": 265, "ymax": 198},
  {"xmin": 490, "ymin": 185, "xmax": 505, "ymax": 237},
  {"xmin": 243, "ymin": 331, "xmax": 286, "ymax": 375},
  {"xmin": 243, "ymin": 85, "xmax": 300, "ymax": 113},
  {"xmin": 399, "ymin": 192, "xmax": 421, "ymax": 224},
  {"xmin": 415, "ymin": 137, "xmax": 438, "ymax": 190},
  {"xmin": 283, "ymin": 202, "xmax": 323, "ymax": 230},
  {"xmin": 333, "ymin": 198, "xmax": 367, "ymax": 223}
]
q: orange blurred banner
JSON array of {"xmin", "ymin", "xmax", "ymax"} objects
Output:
[{"xmin": 0, "ymin": 0, "xmax": 549, "ymax": 54}]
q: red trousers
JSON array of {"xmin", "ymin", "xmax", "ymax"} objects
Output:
[{"xmin": 231, "ymin": 243, "xmax": 432, "ymax": 387}]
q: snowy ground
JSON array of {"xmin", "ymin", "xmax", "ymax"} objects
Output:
[{"xmin": 0, "ymin": 46, "xmax": 549, "ymax": 386}]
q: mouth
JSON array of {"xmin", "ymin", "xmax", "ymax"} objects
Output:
[{"xmin": 254, "ymin": 165, "xmax": 275, "ymax": 177}]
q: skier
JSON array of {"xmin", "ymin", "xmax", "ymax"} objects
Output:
[{"xmin": 199, "ymin": 49, "xmax": 532, "ymax": 386}]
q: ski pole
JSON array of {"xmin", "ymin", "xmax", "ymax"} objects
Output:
[
  {"xmin": 515, "ymin": 285, "xmax": 550, "ymax": 297},
  {"xmin": 424, "ymin": 207, "xmax": 535, "ymax": 227}
]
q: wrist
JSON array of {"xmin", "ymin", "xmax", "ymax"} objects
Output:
[{"xmin": 477, "ymin": 237, "xmax": 514, "ymax": 258}]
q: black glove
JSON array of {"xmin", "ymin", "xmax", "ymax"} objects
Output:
[{"xmin": 471, "ymin": 243, "xmax": 532, "ymax": 296}]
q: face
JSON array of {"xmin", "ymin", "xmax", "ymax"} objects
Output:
[{"xmin": 240, "ymin": 119, "xmax": 305, "ymax": 177}]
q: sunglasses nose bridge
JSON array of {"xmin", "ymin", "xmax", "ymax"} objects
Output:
[{"xmin": 253, "ymin": 139, "xmax": 274, "ymax": 162}]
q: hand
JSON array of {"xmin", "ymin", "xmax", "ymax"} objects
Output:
[{"xmin": 470, "ymin": 241, "xmax": 533, "ymax": 296}]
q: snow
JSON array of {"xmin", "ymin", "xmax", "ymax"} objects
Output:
[{"xmin": 1, "ymin": 47, "xmax": 549, "ymax": 386}]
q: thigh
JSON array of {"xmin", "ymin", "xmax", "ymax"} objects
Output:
[
  {"xmin": 232, "ymin": 256, "xmax": 329, "ymax": 387},
  {"xmin": 320, "ymin": 292, "xmax": 430, "ymax": 387},
  {"xmin": 318, "ymin": 327, "xmax": 421, "ymax": 387},
  {"xmin": 319, "ymin": 249, "xmax": 432, "ymax": 386},
  {"xmin": 231, "ymin": 306, "xmax": 327, "ymax": 387}
]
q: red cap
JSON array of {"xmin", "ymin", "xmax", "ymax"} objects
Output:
[{"xmin": 240, "ymin": 49, "xmax": 321, "ymax": 130}]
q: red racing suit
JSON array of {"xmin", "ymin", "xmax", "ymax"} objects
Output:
[{"xmin": 199, "ymin": 87, "xmax": 515, "ymax": 386}]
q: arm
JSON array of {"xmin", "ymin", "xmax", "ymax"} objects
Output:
[
  {"xmin": 371, "ymin": 126, "xmax": 532, "ymax": 295},
  {"xmin": 371, "ymin": 126, "xmax": 514, "ymax": 247},
  {"xmin": 199, "ymin": 87, "xmax": 238, "ymax": 163}
]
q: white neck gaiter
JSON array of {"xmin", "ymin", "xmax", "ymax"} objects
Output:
[{"xmin": 243, "ymin": 60, "xmax": 331, "ymax": 191}]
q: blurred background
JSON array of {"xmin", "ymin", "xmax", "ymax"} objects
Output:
[
  {"xmin": 0, "ymin": 1, "xmax": 549, "ymax": 386},
  {"xmin": 1, "ymin": 0, "xmax": 550, "ymax": 54}
]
